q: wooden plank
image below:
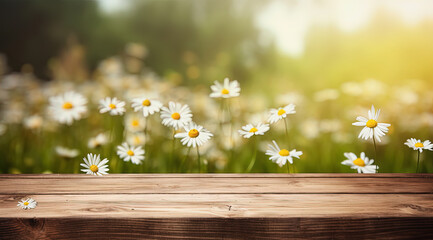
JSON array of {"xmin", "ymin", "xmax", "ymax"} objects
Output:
[
  {"xmin": 1, "ymin": 194, "xmax": 433, "ymax": 218},
  {"xmin": 1, "ymin": 175, "xmax": 432, "ymax": 194},
  {"xmin": 1, "ymin": 218, "xmax": 432, "ymax": 240},
  {"xmin": 0, "ymin": 173, "xmax": 432, "ymax": 178},
  {"xmin": 0, "ymin": 174, "xmax": 432, "ymax": 238}
]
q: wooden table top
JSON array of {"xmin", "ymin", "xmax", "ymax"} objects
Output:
[{"xmin": 0, "ymin": 174, "xmax": 432, "ymax": 239}]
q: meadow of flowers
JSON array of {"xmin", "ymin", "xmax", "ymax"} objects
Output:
[{"xmin": 1, "ymin": 49, "xmax": 432, "ymax": 175}]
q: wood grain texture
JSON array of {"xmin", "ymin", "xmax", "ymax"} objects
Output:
[
  {"xmin": 1, "ymin": 218, "xmax": 433, "ymax": 240},
  {"xmin": 0, "ymin": 174, "xmax": 431, "ymax": 195},
  {"xmin": 1, "ymin": 194, "xmax": 433, "ymax": 218},
  {"xmin": 0, "ymin": 174, "xmax": 432, "ymax": 239}
]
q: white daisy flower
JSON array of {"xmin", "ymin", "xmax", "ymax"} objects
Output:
[
  {"xmin": 124, "ymin": 114, "xmax": 146, "ymax": 132},
  {"xmin": 160, "ymin": 101, "xmax": 193, "ymax": 130},
  {"xmin": 80, "ymin": 153, "xmax": 109, "ymax": 176},
  {"xmin": 126, "ymin": 132, "xmax": 146, "ymax": 146},
  {"xmin": 268, "ymin": 104, "xmax": 296, "ymax": 124},
  {"xmin": 117, "ymin": 142, "xmax": 145, "ymax": 164},
  {"xmin": 174, "ymin": 122, "xmax": 213, "ymax": 148},
  {"xmin": 17, "ymin": 198, "xmax": 37, "ymax": 210},
  {"xmin": 99, "ymin": 97, "xmax": 126, "ymax": 116},
  {"xmin": 238, "ymin": 123, "xmax": 270, "ymax": 138},
  {"xmin": 209, "ymin": 77, "xmax": 240, "ymax": 98},
  {"xmin": 55, "ymin": 146, "xmax": 79, "ymax": 158},
  {"xmin": 265, "ymin": 140, "xmax": 303, "ymax": 167},
  {"xmin": 352, "ymin": 105, "xmax": 391, "ymax": 142},
  {"xmin": 48, "ymin": 91, "xmax": 88, "ymax": 125},
  {"xmin": 87, "ymin": 133, "xmax": 109, "ymax": 149},
  {"xmin": 0, "ymin": 123, "xmax": 6, "ymax": 136},
  {"xmin": 404, "ymin": 138, "xmax": 433, "ymax": 153},
  {"xmin": 341, "ymin": 152, "xmax": 377, "ymax": 173},
  {"xmin": 23, "ymin": 115, "xmax": 43, "ymax": 130},
  {"xmin": 131, "ymin": 97, "xmax": 163, "ymax": 117}
]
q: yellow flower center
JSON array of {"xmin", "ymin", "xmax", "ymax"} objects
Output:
[
  {"xmin": 131, "ymin": 120, "xmax": 139, "ymax": 127},
  {"xmin": 127, "ymin": 150, "xmax": 135, "ymax": 156},
  {"xmin": 277, "ymin": 109, "xmax": 286, "ymax": 116},
  {"xmin": 90, "ymin": 164, "xmax": 98, "ymax": 173},
  {"xmin": 279, "ymin": 149, "xmax": 290, "ymax": 156},
  {"xmin": 142, "ymin": 99, "xmax": 151, "ymax": 106},
  {"xmin": 109, "ymin": 103, "xmax": 116, "ymax": 109},
  {"xmin": 249, "ymin": 127, "xmax": 258, "ymax": 133},
  {"xmin": 171, "ymin": 112, "xmax": 181, "ymax": 120},
  {"xmin": 134, "ymin": 136, "xmax": 141, "ymax": 145},
  {"xmin": 188, "ymin": 129, "xmax": 199, "ymax": 138},
  {"xmin": 62, "ymin": 102, "xmax": 73, "ymax": 109},
  {"xmin": 23, "ymin": 202, "xmax": 29, "ymax": 206},
  {"xmin": 366, "ymin": 119, "xmax": 377, "ymax": 128},
  {"xmin": 353, "ymin": 158, "xmax": 365, "ymax": 167},
  {"xmin": 415, "ymin": 142, "xmax": 424, "ymax": 148},
  {"xmin": 221, "ymin": 88, "xmax": 230, "ymax": 94}
]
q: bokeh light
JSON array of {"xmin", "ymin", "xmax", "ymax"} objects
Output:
[{"xmin": 0, "ymin": 0, "xmax": 432, "ymax": 173}]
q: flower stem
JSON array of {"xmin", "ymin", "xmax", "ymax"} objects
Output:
[
  {"xmin": 226, "ymin": 99, "xmax": 234, "ymax": 149},
  {"xmin": 197, "ymin": 146, "xmax": 201, "ymax": 173},
  {"xmin": 109, "ymin": 116, "xmax": 117, "ymax": 173},
  {"xmin": 219, "ymin": 99, "xmax": 224, "ymax": 133},
  {"xmin": 416, "ymin": 150, "xmax": 420, "ymax": 173},
  {"xmin": 180, "ymin": 147, "xmax": 191, "ymax": 173},
  {"xmin": 245, "ymin": 138, "xmax": 257, "ymax": 173},
  {"xmin": 171, "ymin": 129, "xmax": 176, "ymax": 172},
  {"xmin": 286, "ymin": 163, "xmax": 291, "ymax": 174},
  {"xmin": 144, "ymin": 117, "xmax": 150, "ymax": 172},
  {"xmin": 144, "ymin": 117, "xmax": 148, "ymax": 135},
  {"xmin": 284, "ymin": 118, "xmax": 290, "ymax": 144},
  {"xmin": 373, "ymin": 137, "xmax": 378, "ymax": 173}
]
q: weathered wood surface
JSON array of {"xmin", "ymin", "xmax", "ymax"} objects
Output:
[
  {"xmin": 0, "ymin": 174, "xmax": 432, "ymax": 239},
  {"xmin": 1, "ymin": 174, "xmax": 432, "ymax": 194}
]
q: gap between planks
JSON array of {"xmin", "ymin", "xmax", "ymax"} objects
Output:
[{"xmin": 0, "ymin": 173, "xmax": 432, "ymax": 178}]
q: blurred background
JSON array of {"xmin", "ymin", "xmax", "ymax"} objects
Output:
[{"xmin": 0, "ymin": 0, "xmax": 432, "ymax": 173}]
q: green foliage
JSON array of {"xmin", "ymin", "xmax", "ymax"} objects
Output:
[{"xmin": 0, "ymin": 1, "xmax": 432, "ymax": 174}]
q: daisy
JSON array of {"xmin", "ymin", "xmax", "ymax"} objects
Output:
[
  {"xmin": 124, "ymin": 114, "xmax": 146, "ymax": 132},
  {"xmin": 210, "ymin": 77, "xmax": 240, "ymax": 98},
  {"xmin": 23, "ymin": 115, "xmax": 43, "ymax": 130},
  {"xmin": 174, "ymin": 122, "xmax": 213, "ymax": 148},
  {"xmin": 268, "ymin": 104, "xmax": 296, "ymax": 124},
  {"xmin": 48, "ymin": 91, "xmax": 88, "ymax": 125},
  {"xmin": 131, "ymin": 97, "xmax": 163, "ymax": 117},
  {"xmin": 341, "ymin": 152, "xmax": 377, "ymax": 173},
  {"xmin": 126, "ymin": 132, "xmax": 146, "ymax": 146},
  {"xmin": 0, "ymin": 123, "xmax": 6, "ymax": 136},
  {"xmin": 87, "ymin": 133, "xmax": 109, "ymax": 149},
  {"xmin": 265, "ymin": 140, "xmax": 303, "ymax": 167},
  {"xmin": 160, "ymin": 102, "xmax": 193, "ymax": 130},
  {"xmin": 17, "ymin": 198, "xmax": 37, "ymax": 210},
  {"xmin": 405, "ymin": 138, "xmax": 433, "ymax": 173},
  {"xmin": 117, "ymin": 142, "xmax": 145, "ymax": 164},
  {"xmin": 238, "ymin": 123, "xmax": 270, "ymax": 138},
  {"xmin": 241, "ymin": 123, "xmax": 269, "ymax": 172},
  {"xmin": 404, "ymin": 138, "xmax": 433, "ymax": 153},
  {"xmin": 55, "ymin": 146, "xmax": 79, "ymax": 158},
  {"xmin": 99, "ymin": 97, "xmax": 126, "ymax": 116},
  {"xmin": 80, "ymin": 153, "xmax": 109, "ymax": 176},
  {"xmin": 352, "ymin": 105, "xmax": 390, "ymax": 142}
]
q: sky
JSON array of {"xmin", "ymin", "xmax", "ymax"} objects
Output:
[{"xmin": 97, "ymin": 0, "xmax": 433, "ymax": 57}]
